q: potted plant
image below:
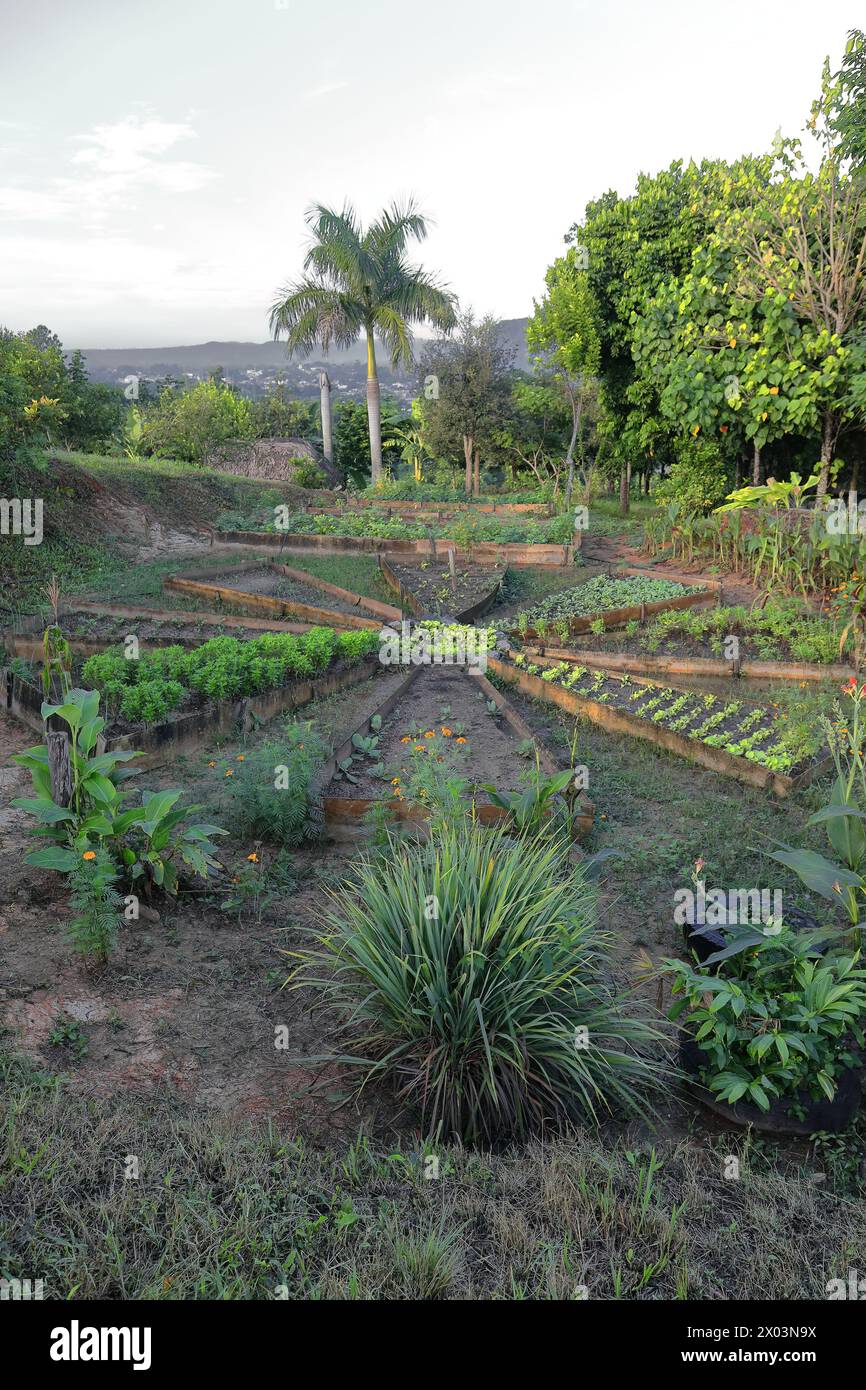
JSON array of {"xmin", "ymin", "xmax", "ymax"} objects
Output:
[{"xmin": 662, "ymin": 921, "xmax": 865, "ymax": 1134}]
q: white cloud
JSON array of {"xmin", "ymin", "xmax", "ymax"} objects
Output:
[{"xmin": 0, "ymin": 115, "xmax": 217, "ymax": 224}]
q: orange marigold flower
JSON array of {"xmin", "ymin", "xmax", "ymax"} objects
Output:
[
  {"xmin": 441, "ymin": 727, "xmax": 452, "ymax": 736},
  {"xmin": 400, "ymin": 736, "xmax": 411, "ymax": 743},
  {"xmin": 247, "ymin": 852, "xmax": 258, "ymax": 863},
  {"xmin": 225, "ymin": 769, "xmax": 234, "ymax": 777},
  {"xmin": 424, "ymin": 730, "xmax": 435, "ymax": 738},
  {"xmin": 391, "ymin": 777, "xmax": 401, "ymax": 785},
  {"xmin": 207, "ymin": 760, "xmax": 216, "ymax": 768},
  {"xmin": 236, "ymin": 754, "xmax": 245, "ymax": 761},
  {"xmin": 455, "ymin": 736, "xmax": 467, "ymax": 744},
  {"xmin": 82, "ymin": 850, "xmax": 96, "ymax": 861}
]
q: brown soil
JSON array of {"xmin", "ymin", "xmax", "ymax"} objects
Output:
[
  {"xmin": 388, "ymin": 561, "xmax": 504, "ymax": 618},
  {"xmin": 0, "ymin": 671, "xmax": 412, "ymax": 1138},
  {"xmin": 201, "ymin": 566, "xmax": 365, "ymax": 617},
  {"xmin": 326, "ymin": 665, "xmax": 537, "ymax": 803},
  {"xmin": 582, "ymin": 532, "xmax": 763, "ymax": 608}
]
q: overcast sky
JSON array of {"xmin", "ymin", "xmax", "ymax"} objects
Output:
[{"xmin": 0, "ymin": 0, "xmax": 860, "ymax": 348}]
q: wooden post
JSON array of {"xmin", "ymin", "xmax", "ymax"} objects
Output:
[{"xmin": 47, "ymin": 729, "xmax": 73, "ymax": 808}]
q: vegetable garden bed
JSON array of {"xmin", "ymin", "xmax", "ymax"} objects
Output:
[
  {"xmin": 378, "ymin": 557, "xmax": 506, "ymax": 621},
  {"xmin": 516, "ymin": 644, "xmax": 853, "ymax": 684},
  {"xmin": 4, "ymin": 628, "xmax": 383, "ymax": 769},
  {"xmin": 315, "ymin": 664, "xmax": 593, "ymax": 841},
  {"xmin": 510, "ymin": 570, "xmax": 717, "ymax": 640},
  {"xmin": 162, "ymin": 560, "xmax": 396, "ymax": 630},
  {"xmin": 489, "ymin": 654, "xmax": 828, "ymax": 795},
  {"xmin": 215, "ymin": 530, "xmax": 577, "ymax": 567}
]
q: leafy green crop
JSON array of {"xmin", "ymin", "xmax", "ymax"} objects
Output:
[
  {"xmin": 516, "ymin": 575, "xmax": 696, "ymax": 630},
  {"xmin": 81, "ymin": 627, "xmax": 379, "ymax": 723}
]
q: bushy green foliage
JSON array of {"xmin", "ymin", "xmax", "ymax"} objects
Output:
[
  {"xmin": 216, "ymin": 505, "xmax": 572, "ymax": 545},
  {"xmin": 297, "ymin": 823, "xmax": 668, "ymax": 1141},
  {"xmin": 224, "ymin": 722, "xmax": 329, "ymax": 845},
  {"xmin": 81, "ymin": 628, "xmax": 379, "ymax": 720},
  {"xmin": 655, "ymin": 438, "xmax": 734, "ymax": 513},
  {"xmin": 143, "ymin": 380, "xmax": 254, "ymax": 464},
  {"xmin": 64, "ymin": 847, "xmax": 123, "ymax": 963}
]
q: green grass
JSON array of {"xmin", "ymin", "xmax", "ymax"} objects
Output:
[
  {"xmin": 2, "ymin": 1049, "xmax": 862, "ymax": 1300},
  {"xmin": 280, "ymin": 552, "xmax": 395, "ymax": 604}
]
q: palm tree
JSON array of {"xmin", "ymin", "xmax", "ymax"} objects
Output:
[{"xmin": 270, "ymin": 201, "xmax": 456, "ymax": 482}]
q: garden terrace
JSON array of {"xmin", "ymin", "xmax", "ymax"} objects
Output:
[
  {"xmin": 317, "ymin": 663, "xmax": 593, "ymax": 841},
  {"xmin": 378, "ymin": 557, "xmax": 506, "ymax": 621},
  {"xmin": 529, "ymin": 600, "xmax": 854, "ymax": 683},
  {"xmin": 510, "ymin": 570, "xmax": 717, "ymax": 641},
  {"xmin": 4, "ymin": 627, "xmax": 383, "ymax": 767},
  {"xmin": 491, "ymin": 653, "xmax": 828, "ymax": 794},
  {"xmin": 2, "ymin": 603, "xmax": 325, "ymax": 663},
  {"xmin": 162, "ymin": 558, "xmax": 399, "ymax": 630}
]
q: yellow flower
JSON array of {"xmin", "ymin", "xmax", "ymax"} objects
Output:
[
  {"xmin": 225, "ymin": 769, "xmax": 233, "ymax": 777},
  {"xmin": 729, "ymin": 337, "xmax": 737, "ymax": 348},
  {"xmin": 413, "ymin": 744, "xmax": 425, "ymax": 752},
  {"xmin": 769, "ymin": 386, "xmax": 779, "ymax": 395},
  {"xmin": 391, "ymin": 777, "xmax": 401, "ymax": 785},
  {"xmin": 424, "ymin": 730, "xmax": 435, "ymax": 738},
  {"xmin": 440, "ymin": 727, "xmax": 452, "ymax": 736},
  {"xmin": 247, "ymin": 852, "xmax": 258, "ymax": 863},
  {"xmin": 82, "ymin": 850, "xmax": 96, "ymax": 861},
  {"xmin": 400, "ymin": 736, "xmax": 411, "ymax": 743},
  {"xmin": 207, "ymin": 760, "xmax": 216, "ymax": 768}
]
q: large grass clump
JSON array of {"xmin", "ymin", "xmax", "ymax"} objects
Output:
[{"xmin": 297, "ymin": 824, "xmax": 669, "ymax": 1142}]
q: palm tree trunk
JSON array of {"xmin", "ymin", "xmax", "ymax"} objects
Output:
[
  {"xmin": 365, "ymin": 330, "xmax": 382, "ymax": 483},
  {"xmin": 319, "ymin": 370, "xmax": 333, "ymax": 468}
]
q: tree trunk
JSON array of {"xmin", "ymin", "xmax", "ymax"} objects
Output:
[
  {"xmin": 365, "ymin": 330, "xmax": 382, "ymax": 484},
  {"xmin": 463, "ymin": 434, "xmax": 474, "ymax": 495},
  {"xmin": 564, "ymin": 398, "xmax": 581, "ymax": 508},
  {"xmin": 752, "ymin": 442, "xmax": 762, "ymax": 486},
  {"xmin": 849, "ymin": 456, "xmax": 860, "ymax": 520},
  {"xmin": 619, "ymin": 465, "xmax": 629, "ymax": 516},
  {"xmin": 47, "ymin": 729, "xmax": 73, "ymax": 808},
  {"xmin": 816, "ymin": 411, "xmax": 841, "ymax": 501},
  {"xmin": 473, "ymin": 448, "xmax": 480, "ymax": 497},
  {"xmin": 319, "ymin": 370, "xmax": 333, "ymax": 468}
]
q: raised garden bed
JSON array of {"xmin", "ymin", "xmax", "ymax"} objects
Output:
[
  {"xmin": 215, "ymin": 529, "xmax": 577, "ymax": 568},
  {"xmin": 314, "ymin": 664, "xmax": 593, "ymax": 841},
  {"xmin": 3, "ymin": 628, "xmax": 384, "ymax": 769},
  {"xmin": 162, "ymin": 560, "xmax": 394, "ymax": 631},
  {"xmin": 489, "ymin": 654, "xmax": 828, "ymax": 796},
  {"xmin": 517, "ymin": 644, "xmax": 853, "ymax": 684},
  {"xmin": 510, "ymin": 570, "xmax": 717, "ymax": 641},
  {"xmin": 2, "ymin": 602, "xmax": 320, "ymax": 662},
  {"xmin": 378, "ymin": 557, "xmax": 506, "ymax": 621}
]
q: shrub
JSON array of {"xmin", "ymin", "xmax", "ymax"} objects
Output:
[
  {"xmin": 655, "ymin": 439, "xmax": 734, "ymax": 514},
  {"xmin": 224, "ymin": 722, "xmax": 329, "ymax": 845},
  {"xmin": 297, "ymin": 824, "xmax": 668, "ymax": 1141}
]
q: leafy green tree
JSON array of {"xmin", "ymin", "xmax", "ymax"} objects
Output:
[
  {"xmin": 419, "ymin": 311, "xmax": 515, "ymax": 494},
  {"xmin": 571, "ymin": 161, "xmax": 716, "ymax": 511},
  {"xmin": 143, "ymin": 379, "xmax": 254, "ymax": 464},
  {"xmin": 270, "ymin": 201, "xmax": 456, "ymax": 482},
  {"xmin": 527, "ymin": 246, "xmax": 601, "ymax": 503},
  {"xmin": 251, "ymin": 389, "xmax": 317, "ymax": 440}
]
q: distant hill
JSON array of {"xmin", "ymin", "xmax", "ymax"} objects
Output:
[{"xmin": 76, "ymin": 319, "xmax": 530, "ymax": 376}]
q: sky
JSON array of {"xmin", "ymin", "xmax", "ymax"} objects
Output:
[{"xmin": 0, "ymin": 0, "xmax": 860, "ymax": 349}]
